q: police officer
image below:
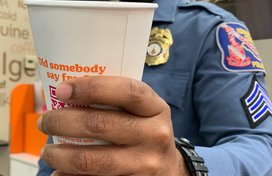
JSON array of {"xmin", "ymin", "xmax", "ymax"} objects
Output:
[{"xmin": 37, "ymin": 0, "xmax": 272, "ymax": 175}]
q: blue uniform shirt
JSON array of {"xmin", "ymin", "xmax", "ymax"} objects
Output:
[{"xmin": 37, "ymin": 0, "xmax": 272, "ymax": 175}]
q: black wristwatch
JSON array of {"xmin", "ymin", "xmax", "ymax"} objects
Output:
[{"xmin": 175, "ymin": 137, "xmax": 209, "ymax": 176}]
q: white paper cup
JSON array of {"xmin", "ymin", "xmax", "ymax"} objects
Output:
[{"xmin": 24, "ymin": 0, "xmax": 157, "ymax": 145}]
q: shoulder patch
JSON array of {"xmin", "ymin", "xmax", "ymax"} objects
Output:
[
  {"xmin": 216, "ymin": 22, "xmax": 265, "ymax": 74},
  {"xmin": 241, "ymin": 75, "xmax": 272, "ymax": 128}
]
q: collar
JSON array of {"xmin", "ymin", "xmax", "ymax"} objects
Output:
[{"xmin": 152, "ymin": 0, "xmax": 188, "ymax": 22}]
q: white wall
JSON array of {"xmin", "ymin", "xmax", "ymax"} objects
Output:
[{"xmin": 0, "ymin": 1, "xmax": 36, "ymax": 175}]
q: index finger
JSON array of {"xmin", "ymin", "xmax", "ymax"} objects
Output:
[{"xmin": 55, "ymin": 76, "xmax": 168, "ymax": 116}]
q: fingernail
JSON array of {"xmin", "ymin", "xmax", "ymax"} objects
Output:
[
  {"xmin": 56, "ymin": 83, "xmax": 72, "ymax": 101},
  {"xmin": 40, "ymin": 147, "xmax": 44, "ymax": 158},
  {"xmin": 37, "ymin": 115, "xmax": 44, "ymax": 133}
]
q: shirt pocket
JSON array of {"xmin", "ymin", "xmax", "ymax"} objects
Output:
[{"xmin": 142, "ymin": 71, "xmax": 190, "ymax": 108}]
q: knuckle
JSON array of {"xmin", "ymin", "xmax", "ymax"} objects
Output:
[
  {"xmin": 154, "ymin": 126, "xmax": 173, "ymax": 153},
  {"xmin": 71, "ymin": 151, "xmax": 115, "ymax": 174},
  {"xmin": 157, "ymin": 98, "xmax": 171, "ymax": 116},
  {"xmin": 71, "ymin": 151, "xmax": 91, "ymax": 174},
  {"xmin": 124, "ymin": 79, "xmax": 148, "ymax": 104},
  {"xmin": 163, "ymin": 103, "xmax": 171, "ymax": 115},
  {"xmin": 143, "ymin": 158, "xmax": 160, "ymax": 175},
  {"xmin": 82, "ymin": 111, "xmax": 109, "ymax": 138}
]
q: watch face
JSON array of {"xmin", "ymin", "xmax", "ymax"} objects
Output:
[{"xmin": 147, "ymin": 43, "xmax": 162, "ymax": 57}]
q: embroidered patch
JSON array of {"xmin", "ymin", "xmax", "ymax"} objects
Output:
[
  {"xmin": 216, "ymin": 22, "xmax": 265, "ymax": 74},
  {"xmin": 241, "ymin": 75, "xmax": 272, "ymax": 128}
]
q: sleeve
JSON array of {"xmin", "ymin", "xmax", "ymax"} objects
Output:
[
  {"xmin": 193, "ymin": 22, "xmax": 272, "ymax": 176},
  {"xmin": 37, "ymin": 136, "xmax": 56, "ymax": 176}
]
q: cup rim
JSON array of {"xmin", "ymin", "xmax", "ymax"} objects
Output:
[{"xmin": 23, "ymin": 0, "xmax": 158, "ymax": 9}]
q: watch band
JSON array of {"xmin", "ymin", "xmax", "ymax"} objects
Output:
[{"xmin": 175, "ymin": 137, "xmax": 209, "ymax": 176}]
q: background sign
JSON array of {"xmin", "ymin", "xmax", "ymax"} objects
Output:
[{"xmin": 0, "ymin": 1, "xmax": 36, "ymax": 175}]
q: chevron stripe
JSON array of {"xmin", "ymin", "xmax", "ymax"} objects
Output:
[
  {"xmin": 245, "ymin": 81, "xmax": 272, "ymax": 121},
  {"xmin": 246, "ymin": 82, "xmax": 271, "ymax": 106},
  {"xmin": 252, "ymin": 104, "xmax": 272, "ymax": 122},
  {"xmin": 241, "ymin": 75, "xmax": 272, "ymax": 128},
  {"xmin": 249, "ymin": 91, "xmax": 272, "ymax": 113}
]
